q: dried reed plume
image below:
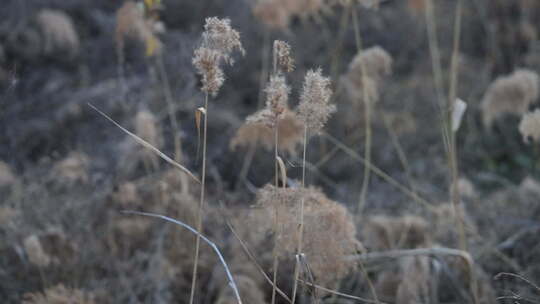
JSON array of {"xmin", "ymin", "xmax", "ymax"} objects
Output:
[
  {"xmin": 252, "ymin": 184, "xmax": 360, "ymax": 286},
  {"xmin": 481, "ymin": 69, "xmax": 539, "ymax": 127},
  {"xmin": 36, "ymin": 9, "xmax": 80, "ymax": 58},
  {"xmin": 342, "ymin": 46, "xmax": 392, "ymax": 104},
  {"xmin": 23, "ymin": 284, "xmax": 95, "ymax": 304},
  {"xmin": 273, "ymin": 40, "xmax": 295, "ymax": 73},
  {"xmin": 230, "ymin": 109, "xmax": 303, "ymax": 154},
  {"xmin": 191, "ymin": 16, "xmax": 244, "ymax": 304},
  {"xmin": 264, "ymin": 74, "xmax": 291, "ymax": 127},
  {"xmin": 115, "ymin": 1, "xmax": 162, "ymax": 57},
  {"xmin": 519, "ymin": 109, "xmax": 540, "ymax": 143},
  {"xmin": 297, "ymin": 68, "xmax": 335, "ymax": 134},
  {"xmin": 193, "ymin": 17, "xmax": 244, "ymax": 96}
]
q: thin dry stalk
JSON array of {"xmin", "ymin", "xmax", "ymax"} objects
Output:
[
  {"xmin": 349, "ymin": 7, "xmax": 372, "ymax": 215},
  {"xmin": 88, "ymin": 104, "xmax": 199, "ymax": 182},
  {"xmin": 191, "ymin": 17, "xmax": 244, "ymax": 304},
  {"xmin": 322, "ymin": 132, "xmax": 436, "ymax": 211},
  {"xmin": 190, "ymin": 92, "xmax": 209, "ymax": 304},
  {"xmin": 123, "ymin": 211, "xmax": 243, "ymax": 304}
]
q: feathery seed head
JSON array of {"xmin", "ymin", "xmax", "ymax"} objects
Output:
[
  {"xmin": 193, "ymin": 47, "xmax": 225, "ymax": 96},
  {"xmin": 265, "ymin": 74, "xmax": 291, "ymax": 127},
  {"xmin": 350, "ymin": 46, "xmax": 393, "ymax": 80},
  {"xmin": 297, "ymin": 68, "xmax": 335, "ymax": 134},
  {"xmin": 273, "ymin": 40, "xmax": 295, "ymax": 73},
  {"xmin": 193, "ymin": 17, "xmax": 244, "ymax": 96},
  {"xmin": 519, "ymin": 109, "xmax": 540, "ymax": 143},
  {"xmin": 202, "ymin": 17, "xmax": 245, "ymax": 64}
]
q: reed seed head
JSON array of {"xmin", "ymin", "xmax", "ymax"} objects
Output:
[
  {"xmin": 265, "ymin": 74, "xmax": 291, "ymax": 127},
  {"xmin": 193, "ymin": 17, "xmax": 244, "ymax": 96},
  {"xmin": 201, "ymin": 17, "xmax": 245, "ymax": 64},
  {"xmin": 273, "ymin": 40, "xmax": 295, "ymax": 73},
  {"xmin": 297, "ymin": 68, "xmax": 335, "ymax": 134}
]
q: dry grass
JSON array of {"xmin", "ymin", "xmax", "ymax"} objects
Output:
[{"xmin": 4, "ymin": 1, "xmax": 540, "ymax": 304}]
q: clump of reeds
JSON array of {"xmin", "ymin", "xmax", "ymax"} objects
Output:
[
  {"xmin": 36, "ymin": 9, "xmax": 80, "ymax": 58},
  {"xmin": 519, "ymin": 109, "xmax": 540, "ymax": 143},
  {"xmin": 253, "ymin": 184, "xmax": 361, "ymax": 286},
  {"xmin": 191, "ymin": 16, "xmax": 244, "ymax": 304},
  {"xmin": 481, "ymin": 69, "xmax": 539, "ymax": 127},
  {"xmin": 23, "ymin": 284, "xmax": 95, "ymax": 304}
]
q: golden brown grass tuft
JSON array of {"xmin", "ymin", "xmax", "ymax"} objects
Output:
[
  {"xmin": 481, "ymin": 69, "xmax": 539, "ymax": 127},
  {"xmin": 231, "ymin": 109, "xmax": 304, "ymax": 154},
  {"xmin": 23, "ymin": 284, "xmax": 95, "ymax": 304},
  {"xmin": 252, "ymin": 184, "xmax": 360, "ymax": 286},
  {"xmin": 519, "ymin": 109, "xmax": 540, "ymax": 143},
  {"xmin": 36, "ymin": 9, "xmax": 80, "ymax": 58}
]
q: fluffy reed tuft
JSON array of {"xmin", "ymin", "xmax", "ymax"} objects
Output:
[
  {"xmin": 481, "ymin": 69, "xmax": 539, "ymax": 127},
  {"xmin": 519, "ymin": 109, "xmax": 540, "ymax": 143},
  {"xmin": 23, "ymin": 284, "xmax": 95, "ymax": 304},
  {"xmin": 193, "ymin": 17, "xmax": 244, "ymax": 96},
  {"xmin": 201, "ymin": 17, "xmax": 245, "ymax": 64},
  {"xmin": 36, "ymin": 9, "xmax": 80, "ymax": 58},
  {"xmin": 252, "ymin": 184, "xmax": 360, "ymax": 286},
  {"xmin": 342, "ymin": 46, "xmax": 393, "ymax": 104},
  {"xmin": 273, "ymin": 40, "xmax": 295, "ymax": 73},
  {"xmin": 297, "ymin": 68, "xmax": 335, "ymax": 134},
  {"xmin": 264, "ymin": 74, "xmax": 291, "ymax": 127},
  {"xmin": 230, "ymin": 109, "xmax": 303, "ymax": 154}
]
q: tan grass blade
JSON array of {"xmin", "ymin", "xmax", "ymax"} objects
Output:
[{"xmin": 88, "ymin": 103, "xmax": 200, "ymax": 183}]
